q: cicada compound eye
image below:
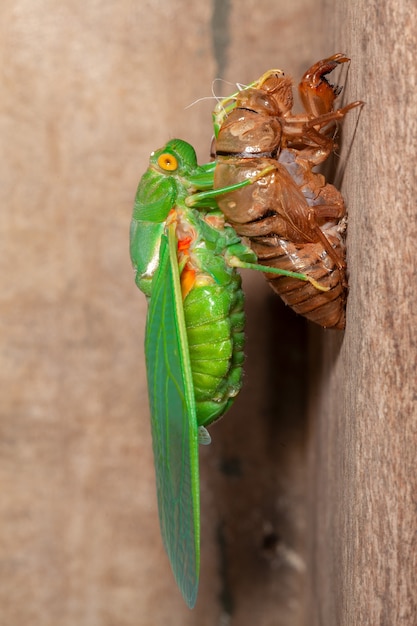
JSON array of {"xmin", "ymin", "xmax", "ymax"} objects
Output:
[{"xmin": 157, "ymin": 152, "xmax": 178, "ymax": 172}]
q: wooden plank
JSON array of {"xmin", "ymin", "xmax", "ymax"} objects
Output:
[{"xmin": 306, "ymin": 0, "xmax": 417, "ymax": 623}]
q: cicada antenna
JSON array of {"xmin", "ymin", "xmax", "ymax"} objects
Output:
[
  {"xmin": 184, "ymin": 95, "xmax": 220, "ymax": 110},
  {"xmin": 185, "ymin": 78, "xmax": 248, "ymax": 111}
]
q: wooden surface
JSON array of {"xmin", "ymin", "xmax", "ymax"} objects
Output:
[
  {"xmin": 306, "ymin": 0, "xmax": 417, "ymax": 624},
  {"xmin": 1, "ymin": 0, "xmax": 416, "ymax": 624}
]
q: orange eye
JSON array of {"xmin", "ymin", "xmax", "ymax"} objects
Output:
[{"xmin": 157, "ymin": 153, "xmax": 178, "ymax": 171}]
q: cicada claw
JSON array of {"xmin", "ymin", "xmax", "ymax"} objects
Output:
[{"xmin": 299, "ymin": 53, "xmax": 352, "ymax": 118}]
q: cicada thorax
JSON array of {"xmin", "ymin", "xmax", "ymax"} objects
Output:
[
  {"xmin": 213, "ymin": 58, "xmax": 356, "ymax": 329},
  {"xmin": 175, "ymin": 213, "xmax": 246, "ymax": 427},
  {"xmin": 214, "ymin": 87, "xmax": 283, "ymax": 159}
]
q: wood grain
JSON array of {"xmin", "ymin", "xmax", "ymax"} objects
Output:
[{"xmin": 306, "ymin": 0, "xmax": 417, "ymax": 623}]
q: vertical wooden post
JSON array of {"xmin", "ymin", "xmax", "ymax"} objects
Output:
[{"xmin": 307, "ymin": 0, "xmax": 417, "ymax": 623}]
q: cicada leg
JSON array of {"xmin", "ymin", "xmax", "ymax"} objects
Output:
[
  {"xmin": 185, "ymin": 164, "xmax": 277, "ymax": 208},
  {"xmin": 299, "ymin": 53, "xmax": 351, "ymax": 117},
  {"xmin": 290, "ymin": 100, "xmax": 363, "ymax": 155}
]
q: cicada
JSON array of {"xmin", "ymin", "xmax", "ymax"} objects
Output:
[
  {"xmin": 213, "ymin": 54, "xmax": 363, "ymax": 329},
  {"xmin": 130, "ymin": 139, "xmax": 325, "ymax": 607}
]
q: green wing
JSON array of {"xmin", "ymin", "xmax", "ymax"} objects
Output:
[{"xmin": 144, "ymin": 222, "xmax": 200, "ymax": 608}]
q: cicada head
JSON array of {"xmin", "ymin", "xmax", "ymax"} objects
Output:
[
  {"xmin": 151, "ymin": 139, "xmax": 198, "ymax": 178},
  {"xmin": 258, "ymin": 70, "xmax": 294, "ymax": 116}
]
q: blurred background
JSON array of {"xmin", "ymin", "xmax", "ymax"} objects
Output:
[{"xmin": 2, "ymin": 1, "xmax": 415, "ymax": 625}]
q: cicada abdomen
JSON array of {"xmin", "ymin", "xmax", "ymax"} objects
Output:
[
  {"xmin": 174, "ymin": 214, "xmax": 248, "ymax": 427},
  {"xmin": 213, "ymin": 55, "xmax": 362, "ymax": 329}
]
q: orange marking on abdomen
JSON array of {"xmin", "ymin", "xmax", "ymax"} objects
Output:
[{"xmin": 181, "ymin": 266, "xmax": 196, "ymax": 300}]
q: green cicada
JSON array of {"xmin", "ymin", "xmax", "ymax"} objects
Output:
[{"xmin": 130, "ymin": 139, "xmax": 325, "ymax": 607}]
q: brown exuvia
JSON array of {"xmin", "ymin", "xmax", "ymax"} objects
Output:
[{"xmin": 213, "ymin": 54, "xmax": 363, "ymax": 329}]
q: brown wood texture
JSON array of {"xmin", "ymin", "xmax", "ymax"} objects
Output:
[
  {"xmin": 306, "ymin": 0, "xmax": 417, "ymax": 624},
  {"xmin": 2, "ymin": 0, "xmax": 416, "ymax": 624}
]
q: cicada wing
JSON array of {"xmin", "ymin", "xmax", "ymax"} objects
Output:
[
  {"xmin": 144, "ymin": 224, "xmax": 200, "ymax": 609},
  {"xmin": 272, "ymin": 163, "xmax": 315, "ymax": 240}
]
